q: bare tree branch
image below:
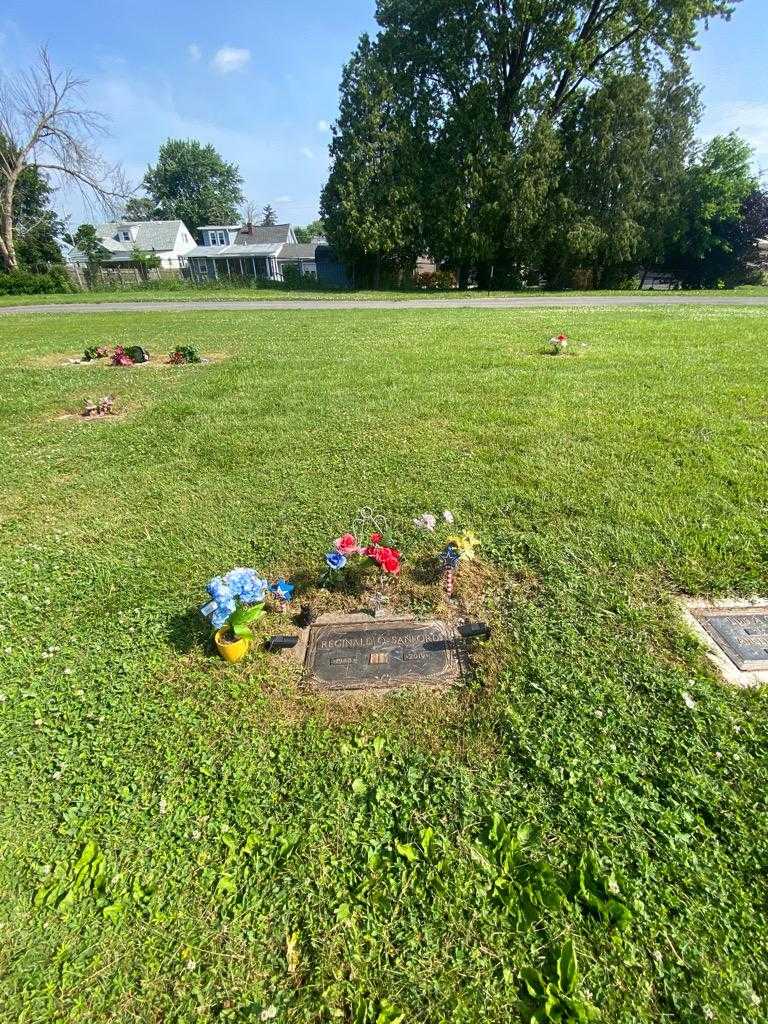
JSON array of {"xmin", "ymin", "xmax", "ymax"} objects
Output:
[{"xmin": 0, "ymin": 46, "xmax": 128, "ymax": 272}]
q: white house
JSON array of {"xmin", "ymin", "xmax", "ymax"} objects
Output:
[{"xmin": 69, "ymin": 220, "xmax": 197, "ymax": 270}]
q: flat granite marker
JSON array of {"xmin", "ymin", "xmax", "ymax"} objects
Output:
[
  {"xmin": 304, "ymin": 618, "xmax": 461, "ymax": 691},
  {"xmin": 692, "ymin": 607, "xmax": 768, "ymax": 671}
]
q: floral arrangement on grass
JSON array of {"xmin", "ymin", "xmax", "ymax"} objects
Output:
[
  {"xmin": 322, "ymin": 529, "xmax": 402, "ymax": 585},
  {"xmin": 200, "ymin": 567, "xmax": 295, "ymax": 661},
  {"xmin": 201, "ymin": 568, "xmax": 268, "ymax": 630},
  {"xmin": 413, "ymin": 509, "xmax": 480, "ymax": 596},
  {"xmin": 167, "ymin": 345, "xmax": 201, "ymax": 365},
  {"xmin": 548, "ymin": 332, "xmax": 569, "ymax": 354},
  {"xmin": 84, "ymin": 345, "xmax": 150, "ymax": 367},
  {"xmin": 111, "ymin": 345, "xmax": 134, "ymax": 367},
  {"xmin": 83, "ymin": 345, "xmax": 109, "ymax": 362}
]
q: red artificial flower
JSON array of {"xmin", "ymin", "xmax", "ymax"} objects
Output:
[
  {"xmin": 557, "ymin": 333, "xmax": 567, "ymax": 342},
  {"xmin": 370, "ymin": 532, "xmax": 382, "ymax": 543},
  {"xmin": 382, "ymin": 553, "xmax": 400, "ymax": 574}
]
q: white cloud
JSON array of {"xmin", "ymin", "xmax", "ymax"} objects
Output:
[
  {"xmin": 187, "ymin": 43, "xmax": 202, "ymax": 62},
  {"xmin": 700, "ymin": 101, "xmax": 768, "ymax": 175},
  {"xmin": 316, "ymin": 119, "xmax": 330, "ymax": 132},
  {"xmin": 300, "ymin": 146, "xmax": 314, "ymax": 160},
  {"xmin": 211, "ymin": 47, "xmax": 251, "ymax": 75}
]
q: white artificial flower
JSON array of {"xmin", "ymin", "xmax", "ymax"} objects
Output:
[
  {"xmin": 413, "ymin": 512, "xmax": 437, "ymax": 532},
  {"xmin": 682, "ymin": 692, "xmax": 696, "ymax": 709},
  {"xmin": 442, "ymin": 510, "xmax": 454, "ymax": 524}
]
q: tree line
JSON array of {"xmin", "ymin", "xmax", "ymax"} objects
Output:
[{"xmin": 320, "ymin": 0, "xmax": 768, "ymax": 289}]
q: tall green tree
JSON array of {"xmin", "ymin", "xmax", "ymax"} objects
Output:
[
  {"xmin": 294, "ymin": 219, "xmax": 326, "ymax": 243},
  {"xmin": 142, "ymin": 139, "xmax": 244, "ymax": 235},
  {"xmin": 665, "ymin": 133, "xmax": 760, "ymax": 287},
  {"xmin": 321, "ymin": 35, "xmax": 426, "ymax": 285},
  {"xmin": 324, "ymin": 0, "xmax": 741, "ymax": 286},
  {"xmin": 538, "ymin": 61, "xmax": 701, "ymax": 287},
  {"xmin": 3, "ymin": 150, "xmax": 65, "ymax": 271},
  {"xmin": 122, "ymin": 196, "xmax": 156, "ymax": 221}
]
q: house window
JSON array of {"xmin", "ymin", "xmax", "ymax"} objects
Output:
[
  {"xmin": 121, "ymin": 231, "xmax": 130, "ymax": 241},
  {"xmin": 218, "ymin": 231, "xmax": 227, "ymax": 245}
]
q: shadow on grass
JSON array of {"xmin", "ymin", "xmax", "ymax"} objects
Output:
[{"xmin": 167, "ymin": 607, "xmax": 212, "ymax": 654}]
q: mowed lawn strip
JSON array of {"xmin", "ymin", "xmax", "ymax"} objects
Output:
[
  {"xmin": 1, "ymin": 307, "xmax": 767, "ymax": 1023},
  {"xmin": 1, "ymin": 283, "xmax": 768, "ymax": 305}
]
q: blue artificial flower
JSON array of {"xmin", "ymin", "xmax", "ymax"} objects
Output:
[
  {"xmin": 270, "ymin": 578, "xmax": 295, "ymax": 601},
  {"xmin": 325, "ymin": 551, "xmax": 347, "ymax": 570},
  {"xmin": 211, "ymin": 599, "xmax": 236, "ymax": 629},
  {"xmin": 225, "ymin": 567, "xmax": 268, "ymax": 604},
  {"xmin": 207, "ymin": 575, "xmax": 234, "ymax": 604}
]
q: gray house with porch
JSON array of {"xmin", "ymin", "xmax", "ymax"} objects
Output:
[{"xmin": 186, "ymin": 222, "xmax": 346, "ymax": 285}]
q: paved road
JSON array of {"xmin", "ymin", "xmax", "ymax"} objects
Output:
[{"xmin": 1, "ymin": 294, "xmax": 768, "ymax": 315}]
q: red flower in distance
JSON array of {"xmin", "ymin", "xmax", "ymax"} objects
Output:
[{"xmin": 370, "ymin": 532, "xmax": 382, "ymax": 543}]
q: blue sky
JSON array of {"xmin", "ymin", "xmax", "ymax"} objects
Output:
[{"xmin": 0, "ymin": 0, "xmax": 765, "ymax": 230}]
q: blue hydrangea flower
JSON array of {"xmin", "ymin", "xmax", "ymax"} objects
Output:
[
  {"xmin": 207, "ymin": 576, "xmax": 234, "ymax": 604},
  {"xmin": 211, "ymin": 599, "xmax": 236, "ymax": 629},
  {"xmin": 325, "ymin": 551, "xmax": 347, "ymax": 570},
  {"xmin": 270, "ymin": 578, "xmax": 295, "ymax": 601},
  {"xmin": 224, "ymin": 567, "xmax": 268, "ymax": 604}
]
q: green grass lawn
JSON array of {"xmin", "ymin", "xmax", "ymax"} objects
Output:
[
  {"xmin": 1, "ymin": 283, "xmax": 768, "ymax": 305},
  {"xmin": 1, "ymin": 306, "xmax": 767, "ymax": 1023}
]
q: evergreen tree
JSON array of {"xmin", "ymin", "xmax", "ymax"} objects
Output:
[
  {"xmin": 321, "ymin": 35, "xmax": 425, "ymax": 285},
  {"xmin": 324, "ymin": 0, "xmax": 741, "ymax": 286},
  {"xmin": 261, "ymin": 204, "xmax": 277, "ymax": 226}
]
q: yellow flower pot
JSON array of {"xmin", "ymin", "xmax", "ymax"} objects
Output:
[{"xmin": 214, "ymin": 628, "xmax": 251, "ymax": 663}]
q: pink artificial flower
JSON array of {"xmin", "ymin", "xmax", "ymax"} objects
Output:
[{"xmin": 334, "ymin": 533, "xmax": 361, "ymax": 556}]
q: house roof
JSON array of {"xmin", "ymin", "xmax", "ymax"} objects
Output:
[
  {"xmin": 277, "ymin": 243, "xmax": 319, "ymax": 261},
  {"xmin": 96, "ymin": 220, "xmax": 187, "ymax": 252},
  {"xmin": 235, "ymin": 223, "xmax": 295, "ymax": 245},
  {"xmin": 186, "ymin": 242, "xmax": 283, "ymax": 258}
]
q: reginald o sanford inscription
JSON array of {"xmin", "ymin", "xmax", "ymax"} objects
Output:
[{"xmin": 305, "ymin": 619, "xmax": 460, "ymax": 690}]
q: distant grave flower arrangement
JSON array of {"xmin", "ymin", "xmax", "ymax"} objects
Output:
[
  {"xmin": 82, "ymin": 394, "xmax": 116, "ymax": 418},
  {"xmin": 83, "ymin": 345, "xmax": 110, "ymax": 362},
  {"xmin": 78, "ymin": 344, "xmax": 150, "ymax": 366},
  {"xmin": 167, "ymin": 345, "xmax": 201, "ymax": 365},
  {"xmin": 201, "ymin": 567, "xmax": 294, "ymax": 662},
  {"xmin": 548, "ymin": 333, "xmax": 569, "ymax": 354},
  {"xmin": 111, "ymin": 345, "xmax": 134, "ymax": 367}
]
